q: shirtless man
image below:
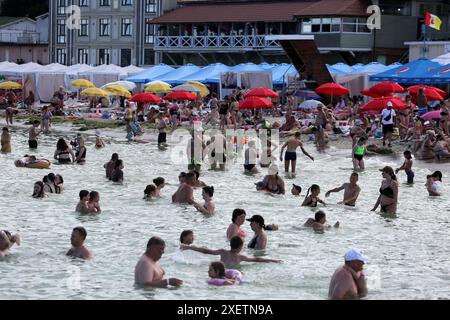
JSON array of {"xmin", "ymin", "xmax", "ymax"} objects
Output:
[
  {"xmin": 181, "ymin": 236, "xmax": 281, "ymax": 269},
  {"xmin": 172, "ymin": 172, "xmax": 195, "ymax": 204},
  {"xmin": 329, "ymin": 248, "xmax": 368, "ymax": 300},
  {"xmin": 304, "ymin": 210, "xmax": 339, "ymax": 231},
  {"xmin": 28, "ymin": 120, "xmax": 41, "ymax": 149},
  {"xmin": 157, "ymin": 113, "xmax": 168, "ymax": 148},
  {"xmin": 280, "ymin": 132, "xmax": 314, "ymax": 178},
  {"xmin": 134, "ymin": 236, "xmax": 183, "ymax": 287},
  {"xmin": 0, "ymin": 230, "xmax": 21, "ymax": 257},
  {"xmin": 66, "ymin": 227, "xmax": 92, "ymax": 260},
  {"xmin": 325, "ymin": 173, "xmax": 361, "ymax": 206},
  {"xmin": 76, "ymin": 190, "xmax": 98, "ymax": 214}
]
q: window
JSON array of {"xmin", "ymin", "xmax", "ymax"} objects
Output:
[
  {"xmin": 79, "ymin": 19, "xmax": 89, "ymax": 36},
  {"xmin": 57, "ymin": 0, "xmax": 67, "ymax": 15},
  {"xmin": 98, "ymin": 49, "xmax": 111, "ymax": 64},
  {"xmin": 144, "ymin": 49, "xmax": 154, "ymax": 65},
  {"xmin": 79, "ymin": 0, "xmax": 89, "ymax": 7},
  {"xmin": 78, "ymin": 48, "xmax": 89, "ymax": 64},
  {"xmin": 56, "ymin": 48, "xmax": 67, "ymax": 65},
  {"xmin": 121, "ymin": 49, "xmax": 131, "ymax": 67},
  {"xmin": 121, "ymin": 18, "xmax": 133, "ymax": 36},
  {"xmin": 99, "ymin": 0, "xmax": 111, "ymax": 6},
  {"xmin": 57, "ymin": 19, "xmax": 66, "ymax": 44},
  {"xmin": 145, "ymin": 19, "xmax": 154, "ymax": 44},
  {"xmin": 301, "ymin": 18, "xmax": 340, "ymax": 33},
  {"xmin": 99, "ymin": 18, "xmax": 110, "ymax": 36},
  {"xmin": 343, "ymin": 18, "xmax": 370, "ymax": 33},
  {"xmin": 122, "ymin": 0, "xmax": 133, "ymax": 5},
  {"xmin": 145, "ymin": 0, "xmax": 156, "ymax": 13}
]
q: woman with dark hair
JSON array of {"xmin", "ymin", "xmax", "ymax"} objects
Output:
[
  {"xmin": 43, "ymin": 173, "xmax": 57, "ymax": 194},
  {"xmin": 143, "ymin": 185, "xmax": 156, "ymax": 200},
  {"xmin": 193, "ymin": 186, "xmax": 215, "ymax": 215},
  {"xmin": 55, "ymin": 174, "xmax": 64, "ymax": 194},
  {"xmin": 32, "ymin": 181, "xmax": 47, "ymax": 198},
  {"xmin": 153, "ymin": 177, "xmax": 165, "ymax": 197},
  {"xmin": 54, "ymin": 138, "xmax": 75, "ymax": 164},
  {"xmin": 1, "ymin": 127, "xmax": 11, "ymax": 153},
  {"xmin": 226, "ymin": 209, "xmax": 246, "ymax": 240},
  {"xmin": 426, "ymin": 171, "xmax": 443, "ymax": 196},
  {"xmin": 247, "ymin": 215, "xmax": 278, "ymax": 250},
  {"xmin": 372, "ymin": 166, "xmax": 399, "ymax": 214},
  {"xmin": 111, "ymin": 160, "xmax": 124, "ymax": 183}
]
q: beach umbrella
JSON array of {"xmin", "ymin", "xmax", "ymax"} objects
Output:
[
  {"xmin": 298, "ymin": 100, "xmax": 324, "ymax": 110},
  {"xmin": 361, "ymin": 89, "xmax": 385, "ymax": 99},
  {"xmin": 421, "ymin": 110, "xmax": 442, "ymax": 120},
  {"xmin": 172, "ymin": 84, "xmax": 202, "ymax": 93},
  {"xmin": 71, "ymin": 79, "xmax": 95, "ymax": 88},
  {"xmin": 102, "ymin": 84, "xmax": 131, "ymax": 98},
  {"xmin": 129, "ymin": 93, "xmax": 162, "ymax": 104},
  {"xmin": 144, "ymin": 80, "xmax": 172, "ymax": 93},
  {"xmin": 316, "ymin": 83, "xmax": 349, "ymax": 96},
  {"xmin": 407, "ymin": 86, "xmax": 445, "ymax": 101},
  {"xmin": 407, "ymin": 85, "xmax": 447, "ymax": 98},
  {"xmin": 164, "ymin": 90, "xmax": 197, "ymax": 101},
  {"xmin": 80, "ymin": 87, "xmax": 111, "ymax": 97},
  {"xmin": 368, "ymin": 82, "xmax": 405, "ymax": 96},
  {"xmin": 239, "ymin": 96, "xmax": 273, "ymax": 109},
  {"xmin": 103, "ymin": 81, "xmax": 136, "ymax": 91},
  {"xmin": 0, "ymin": 81, "xmax": 22, "ymax": 90},
  {"xmin": 185, "ymin": 81, "xmax": 210, "ymax": 97},
  {"xmin": 295, "ymin": 88, "xmax": 321, "ymax": 99},
  {"xmin": 244, "ymin": 88, "xmax": 279, "ymax": 98},
  {"xmin": 359, "ymin": 97, "xmax": 406, "ymax": 112}
]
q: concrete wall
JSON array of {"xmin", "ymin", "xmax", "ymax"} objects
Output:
[{"xmin": 375, "ymin": 15, "xmax": 418, "ymax": 49}]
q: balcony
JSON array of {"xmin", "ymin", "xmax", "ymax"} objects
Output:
[
  {"xmin": 154, "ymin": 35, "xmax": 282, "ymax": 51},
  {"xmin": 0, "ymin": 31, "xmax": 45, "ymax": 44}
]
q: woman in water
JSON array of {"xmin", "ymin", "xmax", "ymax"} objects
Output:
[
  {"xmin": 426, "ymin": 171, "xmax": 442, "ymax": 196},
  {"xmin": 95, "ymin": 135, "xmax": 106, "ymax": 149},
  {"xmin": 226, "ymin": 209, "xmax": 247, "ymax": 240},
  {"xmin": 193, "ymin": 186, "xmax": 215, "ymax": 215},
  {"xmin": 247, "ymin": 215, "xmax": 278, "ymax": 250},
  {"xmin": 1, "ymin": 127, "xmax": 11, "ymax": 153},
  {"xmin": 302, "ymin": 184, "xmax": 326, "ymax": 207},
  {"xmin": 54, "ymin": 138, "xmax": 75, "ymax": 164},
  {"xmin": 111, "ymin": 160, "xmax": 124, "ymax": 183},
  {"xmin": 153, "ymin": 177, "xmax": 165, "ymax": 197},
  {"xmin": 43, "ymin": 173, "xmax": 57, "ymax": 194},
  {"xmin": 256, "ymin": 164, "xmax": 285, "ymax": 195},
  {"xmin": 372, "ymin": 166, "xmax": 399, "ymax": 214},
  {"xmin": 143, "ymin": 185, "xmax": 157, "ymax": 200},
  {"xmin": 32, "ymin": 181, "xmax": 47, "ymax": 199},
  {"xmin": 75, "ymin": 136, "xmax": 87, "ymax": 164},
  {"xmin": 55, "ymin": 174, "xmax": 64, "ymax": 194}
]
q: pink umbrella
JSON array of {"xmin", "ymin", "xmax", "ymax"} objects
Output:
[{"xmin": 421, "ymin": 110, "xmax": 442, "ymax": 120}]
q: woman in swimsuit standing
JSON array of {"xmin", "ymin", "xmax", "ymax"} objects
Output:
[
  {"xmin": 226, "ymin": 209, "xmax": 247, "ymax": 240},
  {"xmin": 372, "ymin": 166, "xmax": 399, "ymax": 214},
  {"xmin": 247, "ymin": 215, "xmax": 278, "ymax": 250}
]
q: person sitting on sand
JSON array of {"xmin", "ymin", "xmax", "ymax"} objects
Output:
[
  {"xmin": 88, "ymin": 191, "xmax": 101, "ymax": 213},
  {"xmin": 426, "ymin": 171, "xmax": 443, "ymax": 196},
  {"xmin": 66, "ymin": 227, "xmax": 92, "ymax": 260},
  {"xmin": 180, "ymin": 236, "xmax": 281, "ymax": 269},
  {"xmin": 255, "ymin": 164, "xmax": 285, "ymax": 195},
  {"xmin": 193, "ymin": 186, "xmax": 215, "ymax": 215},
  {"xmin": 304, "ymin": 211, "xmax": 339, "ymax": 231},
  {"xmin": 0, "ymin": 230, "xmax": 21, "ymax": 257},
  {"xmin": 172, "ymin": 172, "xmax": 195, "ymax": 204},
  {"xmin": 1, "ymin": 127, "xmax": 11, "ymax": 153},
  {"xmin": 302, "ymin": 184, "xmax": 326, "ymax": 207},
  {"xmin": 76, "ymin": 190, "xmax": 98, "ymax": 214},
  {"xmin": 325, "ymin": 173, "xmax": 361, "ymax": 206},
  {"xmin": 104, "ymin": 153, "xmax": 119, "ymax": 179}
]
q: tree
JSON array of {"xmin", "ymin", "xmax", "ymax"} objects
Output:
[{"xmin": 1, "ymin": 0, "xmax": 49, "ymax": 19}]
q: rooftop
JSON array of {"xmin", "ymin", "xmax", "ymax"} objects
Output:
[{"xmin": 0, "ymin": 16, "xmax": 23, "ymax": 27}]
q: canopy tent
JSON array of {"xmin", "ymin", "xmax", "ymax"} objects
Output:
[
  {"xmin": 369, "ymin": 58, "xmax": 441, "ymax": 84},
  {"xmin": 177, "ymin": 63, "xmax": 231, "ymax": 84},
  {"xmin": 271, "ymin": 64, "xmax": 298, "ymax": 85},
  {"xmin": 0, "ymin": 62, "xmax": 45, "ymax": 77},
  {"xmin": 352, "ymin": 63, "xmax": 364, "ymax": 70},
  {"xmin": 330, "ymin": 63, "xmax": 355, "ymax": 74},
  {"xmin": 259, "ymin": 62, "xmax": 277, "ymax": 70},
  {"xmin": 354, "ymin": 62, "xmax": 388, "ymax": 75},
  {"xmin": 122, "ymin": 65, "xmax": 145, "ymax": 76},
  {"xmin": 432, "ymin": 53, "xmax": 450, "ymax": 66},
  {"xmin": 126, "ymin": 63, "xmax": 174, "ymax": 84},
  {"xmin": 79, "ymin": 64, "xmax": 128, "ymax": 87},
  {"xmin": 231, "ymin": 63, "xmax": 265, "ymax": 72},
  {"xmin": 155, "ymin": 64, "xmax": 202, "ymax": 84},
  {"xmin": 412, "ymin": 64, "xmax": 450, "ymax": 84},
  {"xmin": 35, "ymin": 63, "xmax": 70, "ymax": 102}
]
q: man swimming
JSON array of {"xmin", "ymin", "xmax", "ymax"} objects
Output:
[
  {"xmin": 66, "ymin": 227, "xmax": 92, "ymax": 260},
  {"xmin": 304, "ymin": 211, "xmax": 339, "ymax": 231},
  {"xmin": 325, "ymin": 173, "xmax": 361, "ymax": 206},
  {"xmin": 280, "ymin": 132, "xmax": 314, "ymax": 178}
]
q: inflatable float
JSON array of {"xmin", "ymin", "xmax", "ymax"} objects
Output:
[
  {"xmin": 15, "ymin": 156, "xmax": 51, "ymax": 169},
  {"xmin": 208, "ymin": 269, "xmax": 242, "ymax": 286}
]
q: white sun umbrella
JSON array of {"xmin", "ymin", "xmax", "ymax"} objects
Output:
[
  {"xmin": 298, "ymin": 100, "xmax": 324, "ymax": 110},
  {"xmin": 144, "ymin": 80, "xmax": 171, "ymax": 87},
  {"xmin": 171, "ymin": 84, "xmax": 202, "ymax": 93},
  {"xmin": 102, "ymin": 80, "xmax": 136, "ymax": 91}
]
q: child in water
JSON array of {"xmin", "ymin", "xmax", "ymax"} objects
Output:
[
  {"xmin": 396, "ymin": 150, "xmax": 414, "ymax": 185},
  {"xmin": 352, "ymin": 137, "xmax": 366, "ymax": 171},
  {"xmin": 302, "ymin": 184, "xmax": 326, "ymax": 207},
  {"xmin": 207, "ymin": 261, "xmax": 242, "ymax": 286}
]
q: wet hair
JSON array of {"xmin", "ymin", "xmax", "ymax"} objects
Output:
[
  {"xmin": 2, "ymin": 127, "xmax": 8, "ymax": 132},
  {"xmin": 33, "ymin": 181, "xmax": 45, "ymax": 198},
  {"xmin": 33, "ymin": 120, "xmax": 40, "ymax": 125},
  {"xmin": 73, "ymin": 227, "xmax": 87, "ymax": 240},
  {"xmin": 79, "ymin": 190, "xmax": 89, "ymax": 200},
  {"xmin": 89, "ymin": 191, "xmax": 99, "ymax": 200},
  {"xmin": 56, "ymin": 138, "xmax": 69, "ymax": 151},
  {"xmin": 146, "ymin": 236, "xmax": 165, "ymax": 249},
  {"xmin": 144, "ymin": 184, "xmax": 156, "ymax": 196},
  {"xmin": 428, "ymin": 171, "xmax": 443, "ymax": 181},
  {"xmin": 403, "ymin": 150, "xmax": 412, "ymax": 159},
  {"xmin": 179, "ymin": 172, "xmax": 186, "ymax": 179},
  {"xmin": 203, "ymin": 186, "xmax": 214, "ymax": 197},
  {"xmin": 115, "ymin": 159, "xmax": 123, "ymax": 169},
  {"xmin": 210, "ymin": 261, "xmax": 225, "ymax": 278},
  {"xmin": 305, "ymin": 184, "xmax": 320, "ymax": 197},
  {"xmin": 185, "ymin": 172, "xmax": 195, "ymax": 181},
  {"xmin": 295, "ymin": 132, "xmax": 301, "ymax": 138},
  {"xmin": 47, "ymin": 173, "xmax": 56, "ymax": 183},
  {"xmin": 56, "ymin": 174, "xmax": 64, "ymax": 184},
  {"xmin": 315, "ymin": 210, "xmax": 326, "ymax": 222},
  {"xmin": 153, "ymin": 177, "xmax": 165, "ymax": 187},
  {"xmin": 111, "ymin": 153, "xmax": 119, "ymax": 161},
  {"xmin": 232, "ymin": 208, "xmax": 246, "ymax": 222},
  {"xmin": 230, "ymin": 236, "xmax": 244, "ymax": 250},
  {"xmin": 43, "ymin": 176, "xmax": 48, "ymax": 183},
  {"xmin": 180, "ymin": 230, "xmax": 193, "ymax": 244},
  {"xmin": 351, "ymin": 172, "xmax": 359, "ymax": 179}
]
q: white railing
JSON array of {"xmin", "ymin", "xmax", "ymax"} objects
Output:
[
  {"xmin": 155, "ymin": 35, "xmax": 281, "ymax": 49},
  {"xmin": 0, "ymin": 31, "xmax": 43, "ymax": 44}
]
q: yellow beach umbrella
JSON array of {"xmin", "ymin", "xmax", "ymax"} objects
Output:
[
  {"xmin": 102, "ymin": 84, "xmax": 131, "ymax": 98},
  {"xmin": 71, "ymin": 79, "xmax": 95, "ymax": 88},
  {"xmin": 80, "ymin": 87, "xmax": 111, "ymax": 97},
  {"xmin": 185, "ymin": 81, "xmax": 210, "ymax": 97},
  {"xmin": 0, "ymin": 81, "xmax": 22, "ymax": 90},
  {"xmin": 144, "ymin": 80, "xmax": 172, "ymax": 94}
]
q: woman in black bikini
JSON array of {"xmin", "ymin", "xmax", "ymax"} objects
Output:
[
  {"xmin": 372, "ymin": 166, "xmax": 399, "ymax": 214},
  {"xmin": 75, "ymin": 137, "xmax": 87, "ymax": 164},
  {"xmin": 247, "ymin": 215, "xmax": 278, "ymax": 250},
  {"xmin": 54, "ymin": 138, "xmax": 75, "ymax": 164}
]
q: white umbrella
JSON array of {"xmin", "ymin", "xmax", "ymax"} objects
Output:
[
  {"xmin": 144, "ymin": 80, "xmax": 171, "ymax": 87},
  {"xmin": 298, "ymin": 100, "xmax": 324, "ymax": 110},
  {"xmin": 102, "ymin": 81, "xmax": 136, "ymax": 91},
  {"xmin": 171, "ymin": 84, "xmax": 202, "ymax": 93}
]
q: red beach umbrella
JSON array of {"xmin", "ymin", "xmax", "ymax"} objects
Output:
[
  {"xmin": 129, "ymin": 93, "xmax": 161, "ymax": 104},
  {"xmin": 359, "ymin": 97, "xmax": 407, "ymax": 112},
  {"xmin": 239, "ymin": 96, "xmax": 273, "ymax": 109},
  {"xmin": 163, "ymin": 90, "xmax": 197, "ymax": 101},
  {"xmin": 361, "ymin": 88, "xmax": 385, "ymax": 99},
  {"xmin": 407, "ymin": 85, "xmax": 447, "ymax": 98},
  {"xmin": 316, "ymin": 83, "xmax": 349, "ymax": 96},
  {"xmin": 369, "ymin": 82, "xmax": 405, "ymax": 96},
  {"xmin": 244, "ymin": 88, "xmax": 279, "ymax": 98}
]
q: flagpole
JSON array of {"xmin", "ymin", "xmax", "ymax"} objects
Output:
[{"xmin": 422, "ymin": 23, "xmax": 427, "ymax": 59}]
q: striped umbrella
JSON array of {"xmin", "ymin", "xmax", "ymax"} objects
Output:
[{"xmin": 295, "ymin": 88, "xmax": 321, "ymax": 99}]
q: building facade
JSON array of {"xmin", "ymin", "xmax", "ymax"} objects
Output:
[{"xmin": 49, "ymin": 0, "xmax": 178, "ymax": 66}]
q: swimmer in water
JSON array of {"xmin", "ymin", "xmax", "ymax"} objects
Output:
[
  {"xmin": 76, "ymin": 190, "xmax": 98, "ymax": 214},
  {"xmin": 104, "ymin": 153, "xmax": 119, "ymax": 180},
  {"xmin": 88, "ymin": 191, "xmax": 101, "ymax": 213},
  {"xmin": 396, "ymin": 150, "xmax": 414, "ymax": 185},
  {"xmin": 66, "ymin": 227, "xmax": 92, "ymax": 260},
  {"xmin": 371, "ymin": 166, "xmax": 398, "ymax": 214},
  {"xmin": 180, "ymin": 236, "xmax": 281, "ymax": 269},
  {"xmin": 179, "ymin": 230, "xmax": 194, "ymax": 247},
  {"xmin": 280, "ymin": 132, "xmax": 314, "ymax": 178},
  {"xmin": 256, "ymin": 164, "xmax": 285, "ymax": 195},
  {"xmin": 291, "ymin": 184, "xmax": 302, "ymax": 196},
  {"xmin": 32, "ymin": 181, "xmax": 47, "ymax": 199},
  {"xmin": 95, "ymin": 134, "xmax": 106, "ymax": 149},
  {"xmin": 193, "ymin": 186, "xmax": 215, "ymax": 215},
  {"xmin": 226, "ymin": 209, "xmax": 247, "ymax": 240},
  {"xmin": 0, "ymin": 230, "xmax": 21, "ymax": 257},
  {"xmin": 304, "ymin": 211, "xmax": 339, "ymax": 231},
  {"xmin": 426, "ymin": 171, "xmax": 442, "ymax": 196},
  {"xmin": 143, "ymin": 185, "xmax": 157, "ymax": 200},
  {"xmin": 153, "ymin": 177, "xmax": 165, "ymax": 197},
  {"xmin": 302, "ymin": 184, "xmax": 326, "ymax": 207},
  {"xmin": 247, "ymin": 215, "xmax": 278, "ymax": 250},
  {"xmin": 172, "ymin": 172, "xmax": 195, "ymax": 204},
  {"xmin": 208, "ymin": 261, "xmax": 238, "ymax": 286},
  {"xmin": 325, "ymin": 173, "xmax": 361, "ymax": 206}
]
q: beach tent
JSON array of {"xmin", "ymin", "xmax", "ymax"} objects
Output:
[
  {"xmin": 330, "ymin": 63, "xmax": 354, "ymax": 74},
  {"xmin": 327, "ymin": 65, "xmax": 348, "ymax": 77},
  {"xmin": 155, "ymin": 64, "xmax": 202, "ymax": 84},
  {"xmin": 127, "ymin": 64, "xmax": 174, "ymax": 83},
  {"xmin": 432, "ymin": 53, "xmax": 450, "ymax": 66},
  {"xmin": 231, "ymin": 63, "xmax": 265, "ymax": 72},
  {"xmin": 369, "ymin": 58, "xmax": 441, "ymax": 84},
  {"xmin": 412, "ymin": 64, "xmax": 450, "ymax": 84},
  {"xmin": 352, "ymin": 63, "xmax": 364, "ymax": 70},
  {"xmin": 271, "ymin": 64, "xmax": 298, "ymax": 85},
  {"xmin": 386, "ymin": 62, "xmax": 403, "ymax": 69},
  {"xmin": 35, "ymin": 63, "xmax": 69, "ymax": 102},
  {"xmin": 354, "ymin": 62, "xmax": 389, "ymax": 75},
  {"xmin": 0, "ymin": 62, "xmax": 44, "ymax": 77},
  {"xmin": 177, "ymin": 63, "xmax": 231, "ymax": 84},
  {"xmin": 259, "ymin": 62, "xmax": 277, "ymax": 70},
  {"xmin": 122, "ymin": 65, "xmax": 145, "ymax": 76},
  {"xmin": 79, "ymin": 64, "xmax": 128, "ymax": 87}
]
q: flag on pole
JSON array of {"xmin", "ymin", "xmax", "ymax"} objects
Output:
[{"xmin": 425, "ymin": 12, "xmax": 442, "ymax": 30}]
